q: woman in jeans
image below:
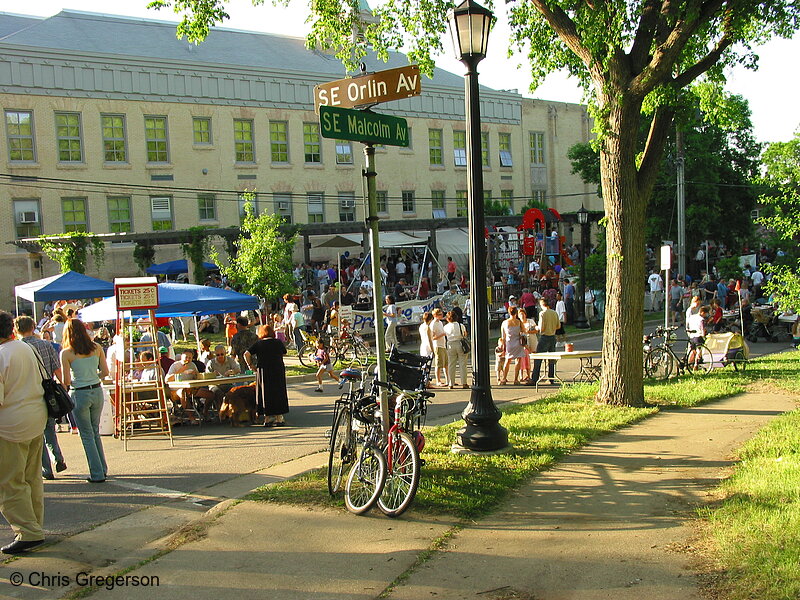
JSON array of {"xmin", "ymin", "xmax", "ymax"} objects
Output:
[{"xmin": 60, "ymin": 319, "xmax": 109, "ymax": 483}]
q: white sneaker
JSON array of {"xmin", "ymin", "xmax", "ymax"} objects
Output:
[{"xmin": 315, "ymin": 387, "xmax": 323, "ymax": 393}]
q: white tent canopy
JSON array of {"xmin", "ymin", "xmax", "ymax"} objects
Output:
[{"xmin": 313, "ymin": 231, "xmax": 427, "ymax": 249}]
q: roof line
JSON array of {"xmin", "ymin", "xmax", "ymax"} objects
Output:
[{"xmin": 0, "ymin": 11, "xmax": 44, "ymax": 42}]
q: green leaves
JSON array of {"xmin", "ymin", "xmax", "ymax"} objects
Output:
[
  {"xmin": 222, "ymin": 197, "xmax": 297, "ymax": 300},
  {"xmin": 39, "ymin": 231, "xmax": 104, "ymax": 274}
]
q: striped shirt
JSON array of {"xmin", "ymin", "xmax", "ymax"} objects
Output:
[{"xmin": 21, "ymin": 334, "xmax": 59, "ymax": 378}]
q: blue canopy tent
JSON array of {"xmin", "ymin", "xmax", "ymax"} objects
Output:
[
  {"xmin": 146, "ymin": 259, "xmax": 218, "ymax": 277},
  {"xmin": 77, "ymin": 283, "xmax": 259, "ymax": 322},
  {"xmin": 14, "ymin": 271, "xmax": 115, "ymax": 320}
]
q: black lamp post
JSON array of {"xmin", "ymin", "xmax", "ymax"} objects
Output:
[
  {"xmin": 448, "ymin": 0, "xmax": 508, "ymax": 452},
  {"xmin": 573, "ymin": 205, "xmax": 590, "ymax": 329}
]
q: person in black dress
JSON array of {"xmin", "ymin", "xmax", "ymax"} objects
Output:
[{"xmin": 243, "ymin": 324, "xmax": 289, "ymax": 427}]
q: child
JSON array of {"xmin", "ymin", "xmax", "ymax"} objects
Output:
[
  {"xmin": 494, "ymin": 338, "xmax": 505, "ymax": 385},
  {"xmin": 314, "ymin": 340, "xmax": 340, "ymax": 393}
]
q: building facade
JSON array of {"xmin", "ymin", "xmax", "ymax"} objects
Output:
[{"xmin": 0, "ymin": 10, "xmax": 596, "ymax": 310}]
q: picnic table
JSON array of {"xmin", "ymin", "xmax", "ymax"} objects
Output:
[
  {"xmin": 528, "ymin": 350, "xmax": 602, "ymax": 389},
  {"xmin": 165, "ymin": 373, "xmax": 256, "ymax": 391}
]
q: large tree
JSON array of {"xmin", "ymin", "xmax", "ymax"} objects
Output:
[{"xmin": 150, "ymin": 0, "xmax": 799, "ymax": 406}]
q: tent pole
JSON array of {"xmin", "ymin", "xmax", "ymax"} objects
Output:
[
  {"xmin": 194, "ymin": 317, "xmax": 201, "ymax": 354},
  {"xmin": 416, "ymin": 246, "xmax": 428, "ymax": 300}
]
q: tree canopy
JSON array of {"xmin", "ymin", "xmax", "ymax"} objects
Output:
[
  {"xmin": 220, "ymin": 199, "xmax": 297, "ymax": 301},
  {"xmin": 148, "ymin": 0, "xmax": 800, "ymax": 406},
  {"xmin": 758, "ymin": 133, "xmax": 800, "ymax": 312}
]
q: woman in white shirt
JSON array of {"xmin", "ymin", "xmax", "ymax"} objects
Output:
[
  {"xmin": 418, "ymin": 312, "xmax": 434, "ymax": 358},
  {"xmin": 443, "ymin": 311, "xmax": 469, "ymax": 389}
]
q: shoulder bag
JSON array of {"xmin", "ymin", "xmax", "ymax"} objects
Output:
[
  {"xmin": 32, "ymin": 346, "xmax": 75, "ymax": 419},
  {"xmin": 459, "ymin": 324, "xmax": 471, "ymax": 354}
]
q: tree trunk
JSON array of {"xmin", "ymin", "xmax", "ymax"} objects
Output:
[{"xmin": 596, "ymin": 98, "xmax": 648, "ymax": 407}]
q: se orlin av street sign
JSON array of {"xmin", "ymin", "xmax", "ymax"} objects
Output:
[
  {"xmin": 314, "ymin": 65, "xmax": 421, "ymax": 113},
  {"xmin": 319, "ymin": 105, "xmax": 409, "ymax": 148}
]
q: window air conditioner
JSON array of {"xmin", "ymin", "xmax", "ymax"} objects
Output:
[
  {"xmin": 277, "ymin": 201, "xmax": 290, "ymax": 211},
  {"xmin": 340, "ymin": 199, "xmax": 355, "ymax": 208},
  {"xmin": 18, "ymin": 211, "xmax": 38, "ymax": 224}
]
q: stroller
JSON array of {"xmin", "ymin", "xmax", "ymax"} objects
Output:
[{"xmin": 747, "ymin": 306, "xmax": 784, "ymax": 343}]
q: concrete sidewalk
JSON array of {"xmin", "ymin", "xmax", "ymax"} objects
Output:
[{"xmin": 7, "ymin": 389, "xmax": 790, "ymax": 600}]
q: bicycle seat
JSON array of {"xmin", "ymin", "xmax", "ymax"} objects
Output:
[
  {"xmin": 419, "ymin": 390, "xmax": 435, "ymax": 398},
  {"xmin": 339, "ymin": 367, "xmax": 362, "ymax": 381}
]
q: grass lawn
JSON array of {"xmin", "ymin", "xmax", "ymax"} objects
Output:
[
  {"xmin": 247, "ymin": 351, "xmax": 798, "ymax": 518},
  {"xmin": 696, "ymin": 351, "xmax": 800, "ymax": 600}
]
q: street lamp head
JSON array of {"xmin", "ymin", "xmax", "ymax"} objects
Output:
[
  {"xmin": 448, "ymin": 0, "xmax": 495, "ymax": 63},
  {"xmin": 577, "ymin": 205, "xmax": 589, "ymax": 225}
]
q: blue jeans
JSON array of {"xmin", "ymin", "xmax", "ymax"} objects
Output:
[
  {"xmin": 72, "ymin": 386, "xmax": 108, "ymax": 481},
  {"xmin": 41, "ymin": 417, "xmax": 65, "ymax": 477},
  {"xmin": 532, "ymin": 335, "xmax": 557, "ymax": 381}
]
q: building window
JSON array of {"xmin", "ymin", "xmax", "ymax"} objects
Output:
[
  {"xmin": 339, "ymin": 191, "xmax": 356, "ymax": 222},
  {"xmin": 193, "ymin": 117, "xmax": 212, "ymax": 145},
  {"xmin": 101, "ymin": 114, "xmax": 127, "ymax": 162},
  {"xmin": 499, "ymin": 132, "xmax": 513, "ymax": 167},
  {"xmin": 429, "ymin": 129, "xmax": 443, "ymax": 165},
  {"xmin": 5, "ymin": 110, "xmax": 36, "ymax": 162},
  {"xmin": 55, "ymin": 112, "xmax": 83, "ymax": 162},
  {"xmin": 238, "ymin": 193, "xmax": 259, "ymax": 221},
  {"xmin": 481, "ymin": 132, "xmax": 489, "ymax": 167},
  {"xmin": 150, "ymin": 196, "xmax": 173, "ymax": 230},
  {"xmin": 456, "ymin": 190, "xmax": 468, "ymax": 218},
  {"xmin": 308, "ymin": 192, "xmax": 324, "ymax": 223},
  {"xmin": 335, "ymin": 140, "xmax": 353, "ymax": 164},
  {"xmin": 144, "ymin": 116, "xmax": 169, "ymax": 163},
  {"xmin": 270, "ymin": 121, "xmax": 289, "ymax": 163},
  {"xmin": 198, "ymin": 194, "xmax": 216, "ymax": 221},
  {"xmin": 531, "ymin": 190, "xmax": 547, "ymax": 204},
  {"xmin": 62, "ymin": 197, "xmax": 88, "ymax": 232},
  {"xmin": 274, "ymin": 193, "xmax": 293, "ymax": 223},
  {"xmin": 107, "ymin": 196, "xmax": 132, "ymax": 232},
  {"xmin": 402, "ymin": 190, "xmax": 415, "ymax": 214},
  {"xmin": 432, "ymin": 190, "xmax": 446, "ymax": 219},
  {"xmin": 13, "ymin": 199, "xmax": 41, "ymax": 238},
  {"xmin": 501, "ymin": 189, "xmax": 514, "ymax": 213},
  {"xmin": 483, "ymin": 190, "xmax": 492, "ymax": 205},
  {"xmin": 530, "ymin": 132, "xmax": 545, "ymax": 163},
  {"xmin": 303, "ymin": 123, "xmax": 321, "ymax": 163},
  {"xmin": 234, "ymin": 119, "xmax": 255, "ymax": 163},
  {"xmin": 376, "ymin": 191, "xmax": 388, "ymax": 214},
  {"xmin": 453, "ymin": 130, "xmax": 467, "ymax": 167}
]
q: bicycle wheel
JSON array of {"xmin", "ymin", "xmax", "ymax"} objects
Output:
[
  {"xmin": 377, "ymin": 431, "xmax": 421, "ymax": 518},
  {"xmin": 344, "ymin": 444, "xmax": 387, "ymax": 515},
  {"xmin": 298, "ymin": 344, "xmax": 317, "ymax": 368},
  {"xmin": 353, "ymin": 342, "xmax": 373, "ymax": 366},
  {"xmin": 732, "ymin": 350, "xmax": 747, "ymax": 372},
  {"xmin": 689, "ymin": 345, "xmax": 714, "ymax": 374},
  {"xmin": 645, "ymin": 347, "xmax": 673, "ymax": 379},
  {"xmin": 328, "ymin": 407, "xmax": 353, "ymax": 496}
]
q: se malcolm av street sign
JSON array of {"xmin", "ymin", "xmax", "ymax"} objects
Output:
[
  {"xmin": 319, "ymin": 106, "xmax": 409, "ymax": 147},
  {"xmin": 314, "ymin": 65, "xmax": 421, "ymax": 113}
]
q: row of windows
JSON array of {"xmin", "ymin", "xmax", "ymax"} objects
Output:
[
  {"xmin": 3, "ymin": 110, "xmax": 359, "ymax": 166},
  {"xmin": 427, "ymin": 130, "xmax": 546, "ymax": 168},
  {"xmin": 11, "ymin": 188, "xmax": 542, "ymax": 237},
  {"xmin": 4, "ymin": 109, "xmax": 548, "ymax": 171}
]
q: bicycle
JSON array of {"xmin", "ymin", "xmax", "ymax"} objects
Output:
[
  {"xmin": 644, "ymin": 325, "xmax": 714, "ymax": 379},
  {"xmin": 342, "ymin": 386, "xmax": 387, "ymax": 515},
  {"xmin": 327, "ymin": 366, "xmax": 367, "ymax": 496},
  {"xmin": 373, "ymin": 378, "xmax": 432, "ymax": 517}
]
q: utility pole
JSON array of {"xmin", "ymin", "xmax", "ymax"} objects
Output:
[{"xmin": 676, "ymin": 128, "xmax": 686, "ymax": 278}]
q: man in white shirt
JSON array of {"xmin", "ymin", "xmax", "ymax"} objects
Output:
[{"xmin": 647, "ymin": 270, "xmax": 664, "ymax": 312}]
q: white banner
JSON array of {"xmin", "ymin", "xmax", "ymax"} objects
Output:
[{"xmin": 349, "ymin": 296, "xmax": 441, "ymax": 334}]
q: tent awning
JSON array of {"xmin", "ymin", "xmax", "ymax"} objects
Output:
[
  {"xmin": 146, "ymin": 259, "xmax": 218, "ymax": 275},
  {"xmin": 313, "ymin": 232, "xmax": 426, "ymax": 250},
  {"xmin": 78, "ymin": 283, "xmax": 259, "ymax": 321},
  {"xmin": 15, "ymin": 271, "xmax": 115, "ymax": 303}
]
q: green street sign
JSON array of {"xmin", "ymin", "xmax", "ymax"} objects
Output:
[{"xmin": 319, "ymin": 106, "xmax": 409, "ymax": 147}]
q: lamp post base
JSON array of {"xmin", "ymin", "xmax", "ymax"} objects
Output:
[
  {"xmin": 456, "ymin": 387, "xmax": 510, "ymax": 451},
  {"xmin": 574, "ymin": 315, "xmax": 590, "ymax": 329}
]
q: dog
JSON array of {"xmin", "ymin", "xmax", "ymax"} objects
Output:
[{"xmin": 219, "ymin": 384, "xmax": 257, "ymax": 426}]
